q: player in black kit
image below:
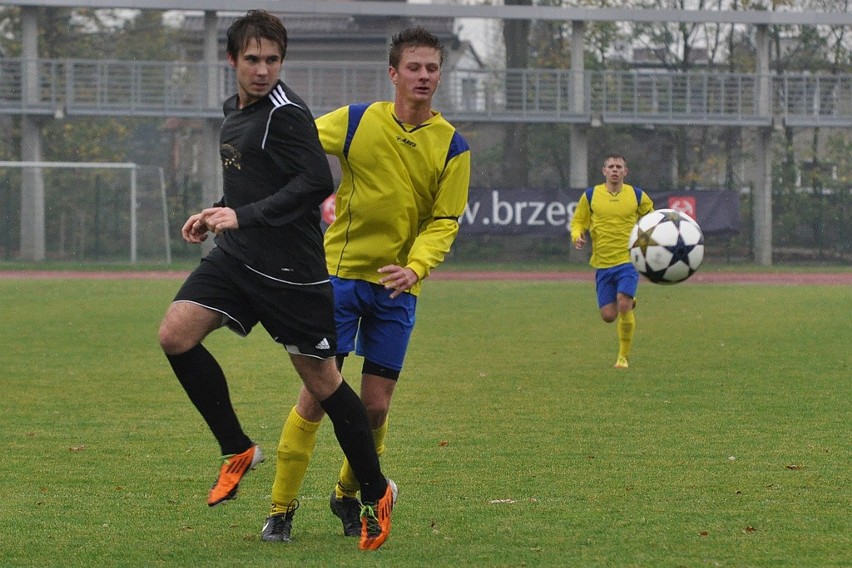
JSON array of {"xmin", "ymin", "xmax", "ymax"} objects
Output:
[{"xmin": 157, "ymin": 10, "xmax": 396, "ymax": 551}]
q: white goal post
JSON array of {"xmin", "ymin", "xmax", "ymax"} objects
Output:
[{"xmin": 0, "ymin": 160, "xmax": 171, "ymax": 264}]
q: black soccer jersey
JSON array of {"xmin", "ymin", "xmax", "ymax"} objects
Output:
[{"xmin": 214, "ymin": 80, "xmax": 334, "ymax": 284}]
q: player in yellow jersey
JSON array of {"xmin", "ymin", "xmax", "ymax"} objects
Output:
[
  {"xmin": 262, "ymin": 27, "xmax": 471, "ymax": 544},
  {"xmin": 570, "ymin": 154, "xmax": 654, "ymax": 369}
]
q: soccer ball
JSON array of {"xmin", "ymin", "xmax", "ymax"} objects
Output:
[{"xmin": 628, "ymin": 209, "xmax": 704, "ymax": 284}]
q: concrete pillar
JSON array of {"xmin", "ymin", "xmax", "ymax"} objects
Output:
[
  {"xmin": 569, "ymin": 126, "xmax": 588, "ymax": 189},
  {"xmin": 753, "ymin": 127, "xmax": 773, "ymax": 265},
  {"xmin": 201, "ymin": 10, "xmax": 222, "ymax": 256},
  {"xmin": 20, "ymin": 6, "xmax": 45, "ymax": 261},
  {"xmin": 753, "ymin": 24, "xmax": 773, "ymax": 266},
  {"xmin": 204, "ymin": 11, "xmax": 219, "ymax": 110},
  {"xmin": 20, "ymin": 118, "xmax": 45, "ymax": 261},
  {"xmin": 569, "ymin": 21, "xmax": 588, "ymax": 189}
]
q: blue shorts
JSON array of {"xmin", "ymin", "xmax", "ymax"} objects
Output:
[
  {"xmin": 331, "ymin": 276, "xmax": 417, "ymax": 372},
  {"xmin": 595, "ymin": 263, "xmax": 639, "ymax": 308}
]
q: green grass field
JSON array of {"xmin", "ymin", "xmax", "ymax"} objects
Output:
[{"xmin": 2, "ymin": 277, "xmax": 849, "ymax": 567}]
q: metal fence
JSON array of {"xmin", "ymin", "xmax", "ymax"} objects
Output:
[{"xmin": 2, "ymin": 58, "xmax": 851, "ymax": 127}]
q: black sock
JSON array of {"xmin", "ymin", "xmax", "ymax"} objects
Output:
[
  {"xmin": 320, "ymin": 380, "xmax": 387, "ymax": 503},
  {"xmin": 166, "ymin": 344, "xmax": 252, "ymax": 456}
]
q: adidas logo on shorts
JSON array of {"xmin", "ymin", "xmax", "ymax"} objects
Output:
[{"xmin": 315, "ymin": 338, "xmax": 330, "ymax": 351}]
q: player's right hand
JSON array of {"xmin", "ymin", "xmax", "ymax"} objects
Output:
[
  {"xmin": 573, "ymin": 234, "xmax": 586, "ymax": 249},
  {"xmin": 181, "ymin": 213, "xmax": 209, "ymax": 244}
]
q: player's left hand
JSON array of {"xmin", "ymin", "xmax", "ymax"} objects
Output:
[{"xmin": 378, "ymin": 265, "xmax": 419, "ymax": 299}]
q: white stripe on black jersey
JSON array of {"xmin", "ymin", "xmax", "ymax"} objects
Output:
[{"xmin": 263, "ymin": 85, "xmax": 304, "ymax": 150}]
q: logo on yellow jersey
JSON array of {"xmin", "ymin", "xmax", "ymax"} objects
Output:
[{"xmin": 395, "ymin": 136, "xmax": 416, "ymax": 148}]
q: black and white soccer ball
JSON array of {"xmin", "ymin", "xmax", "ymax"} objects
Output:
[{"xmin": 628, "ymin": 209, "xmax": 705, "ymax": 284}]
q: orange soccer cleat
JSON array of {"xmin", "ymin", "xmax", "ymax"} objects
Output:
[
  {"xmin": 358, "ymin": 479, "xmax": 398, "ymax": 551},
  {"xmin": 207, "ymin": 444, "xmax": 264, "ymax": 507}
]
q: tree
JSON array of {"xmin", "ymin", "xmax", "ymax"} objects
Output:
[
  {"xmin": 764, "ymin": 0, "xmax": 851, "ymax": 259},
  {"xmin": 823, "ymin": 131, "xmax": 851, "ymax": 259},
  {"xmin": 2, "ymin": 7, "xmax": 180, "ymax": 259}
]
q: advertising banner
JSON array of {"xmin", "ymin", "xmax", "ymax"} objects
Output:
[{"xmin": 458, "ymin": 188, "xmax": 740, "ymax": 237}]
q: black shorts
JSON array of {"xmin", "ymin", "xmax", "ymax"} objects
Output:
[{"xmin": 173, "ymin": 247, "xmax": 337, "ymax": 359}]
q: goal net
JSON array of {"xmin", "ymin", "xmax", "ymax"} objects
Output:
[{"xmin": 0, "ymin": 161, "xmax": 171, "ymax": 264}]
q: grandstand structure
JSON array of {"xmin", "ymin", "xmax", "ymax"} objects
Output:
[{"xmin": 3, "ymin": 0, "xmax": 852, "ymax": 264}]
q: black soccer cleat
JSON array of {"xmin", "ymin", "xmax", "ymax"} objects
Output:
[
  {"xmin": 329, "ymin": 491, "xmax": 362, "ymax": 537},
  {"xmin": 261, "ymin": 500, "xmax": 299, "ymax": 543}
]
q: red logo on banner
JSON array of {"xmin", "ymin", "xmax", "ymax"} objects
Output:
[
  {"xmin": 321, "ymin": 194, "xmax": 336, "ymax": 225},
  {"xmin": 668, "ymin": 196, "xmax": 697, "ymax": 220}
]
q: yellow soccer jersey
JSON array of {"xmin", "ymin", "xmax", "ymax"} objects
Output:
[
  {"xmin": 570, "ymin": 183, "xmax": 654, "ymax": 268},
  {"xmin": 317, "ymin": 102, "xmax": 471, "ymax": 296}
]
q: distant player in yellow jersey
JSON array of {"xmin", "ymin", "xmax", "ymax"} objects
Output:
[
  {"xmin": 264, "ymin": 27, "xmax": 471, "ymax": 542},
  {"xmin": 570, "ymin": 154, "xmax": 654, "ymax": 369}
]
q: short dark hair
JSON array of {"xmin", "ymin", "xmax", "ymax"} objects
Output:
[
  {"xmin": 389, "ymin": 27, "xmax": 444, "ymax": 69},
  {"xmin": 604, "ymin": 154, "xmax": 627, "ymax": 166},
  {"xmin": 226, "ymin": 10, "xmax": 288, "ymax": 61}
]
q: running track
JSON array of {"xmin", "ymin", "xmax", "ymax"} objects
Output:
[{"xmin": 0, "ymin": 270, "xmax": 849, "ymax": 285}]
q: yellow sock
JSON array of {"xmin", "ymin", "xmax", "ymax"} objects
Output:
[
  {"xmin": 617, "ymin": 310, "xmax": 635, "ymax": 359},
  {"xmin": 270, "ymin": 406, "xmax": 321, "ymax": 514},
  {"xmin": 335, "ymin": 419, "xmax": 388, "ymax": 500}
]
